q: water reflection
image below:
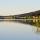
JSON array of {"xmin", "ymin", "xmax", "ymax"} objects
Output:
[{"xmin": 0, "ymin": 21, "xmax": 40, "ymax": 40}]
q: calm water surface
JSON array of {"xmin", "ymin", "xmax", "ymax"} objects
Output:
[{"xmin": 0, "ymin": 21, "xmax": 40, "ymax": 40}]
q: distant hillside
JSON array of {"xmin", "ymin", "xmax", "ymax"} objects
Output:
[{"xmin": 15, "ymin": 10, "xmax": 40, "ymax": 17}]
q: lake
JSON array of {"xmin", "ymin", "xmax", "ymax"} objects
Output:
[{"xmin": 0, "ymin": 21, "xmax": 40, "ymax": 40}]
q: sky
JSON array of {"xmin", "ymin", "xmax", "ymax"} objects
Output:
[{"xmin": 0, "ymin": 0, "xmax": 40, "ymax": 15}]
